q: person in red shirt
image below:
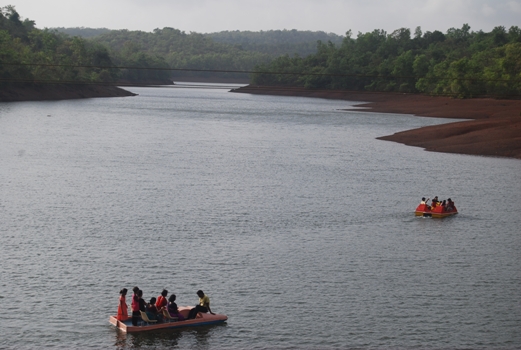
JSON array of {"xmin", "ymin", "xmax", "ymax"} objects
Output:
[
  {"xmin": 131, "ymin": 286, "xmax": 140, "ymax": 326},
  {"xmin": 156, "ymin": 289, "xmax": 168, "ymax": 311}
]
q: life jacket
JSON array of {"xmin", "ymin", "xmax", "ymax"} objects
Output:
[{"xmin": 157, "ymin": 295, "xmax": 167, "ymax": 309}]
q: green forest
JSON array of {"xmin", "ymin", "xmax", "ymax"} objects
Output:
[
  {"xmin": 60, "ymin": 27, "xmax": 342, "ymax": 81},
  {"xmin": 2, "ymin": 5, "xmax": 520, "ymax": 98},
  {"xmin": 0, "ymin": 6, "xmax": 171, "ymax": 86},
  {"xmin": 53, "ymin": 27, "xmax": 111, "ymax": 38},
  {"xmin": 0, "ymin": 6, "xmax": 123, "ymax": 86},
  {"xmin": 251, "ymin": 26, "xmax": 521, "ymax": 98},
  {"xmin": 206, "ymin": 30, "xmax": 343, "ymax": 57},
  {"xmin": 90, "ymin": 28, "xmax": 271, "ymax": 81}
]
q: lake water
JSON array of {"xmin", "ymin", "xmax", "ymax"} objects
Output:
[{"xmin": 1, "ymin": 84, "xmax": 520, "ymax": 349}]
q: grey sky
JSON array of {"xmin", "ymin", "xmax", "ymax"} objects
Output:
[{"xmin": 9, "ymin": 0, "xmax": 521, "ymax": 35}]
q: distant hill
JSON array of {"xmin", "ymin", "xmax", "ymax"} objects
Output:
[
  {"xmin": 52, "ymin": 27, "xmax": 112, "ymax": 38},
  {"xmin": 52, "ymin": 26, "xmax": 345, "ymax": 58},
  {"xmin": 90, "ymin": 28, "xmax": 272, "ymax": 81},
  {"xmin": 206, "ymin": 29, "xmax": 344, "ymax": 57},
  {"xmin": 51, "ymin": 27, "xmax": 346, "ymax": 81}
]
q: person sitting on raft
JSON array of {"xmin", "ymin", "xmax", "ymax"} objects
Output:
[
  {"xmin": 156, "ymin": 289, "xmax": 168, "ymax": 311},
  {"xmin": 420, "ymin": 197, "xmax": 429, "ymax": 205},
  {"xmin": 446, "ymin": 198, "xmax": 455, "ymax": 211},
  {"xmin": 167, "ymin": 294, "xmax": 185, "ymax": 321},
  {"xmin": 431, "ymin": 196, "xmax": 439, "ymax": 208},
  {"xmin": 441, "ymin": 200, "xmax": 447, "ymax": 211},
  {"xmin": 187, "ymin": 290, "xmax": 215, "ymax": 319},
  {"xmin": 146, "ymin": 297, "xmax": 163, "ymax": 322}
]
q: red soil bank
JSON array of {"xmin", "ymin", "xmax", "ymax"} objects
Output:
[{"xmin": 232, "ymin": 86, "xmax": 521, "ymax": 159}]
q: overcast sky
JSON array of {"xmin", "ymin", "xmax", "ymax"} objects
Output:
[{"xmin": 9, "ymin": 0, "xmax": 521, "ymax": 35}]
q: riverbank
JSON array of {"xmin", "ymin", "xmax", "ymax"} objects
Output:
[
  {"xmin": 232, "ymin": 86, "xmax": 521, "ymax": 159},
  {"xmin": 174, "ymin": 77, "xmax": 250, "ymax": 84},
  {"xmin": 0, "ymin": 84, "xmax": 137, "ymax": 102}
]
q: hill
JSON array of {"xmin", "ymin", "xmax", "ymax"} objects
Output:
[
  {"xmin": 206, "ymin": 29, "xmax": 344, "ymax": 57},
  {"xmin": 53, "ymin": 27, "xmax": 346, "ymax": 82},
  {"xmin": 52, "ymin": 27, "xmax": 111, "ymax": 38}
]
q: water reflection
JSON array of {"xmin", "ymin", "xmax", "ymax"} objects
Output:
[
  {"xmin": 113, "ymin": 324, "xmax": 226, "ymax": 349},
  {"xmin": 2, "ymin": 86, "xmax": 520, "ymax": 349}
]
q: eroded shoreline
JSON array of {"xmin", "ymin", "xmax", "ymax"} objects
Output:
[
  {"xmin": 232, "ymin": 86, "xmax": 521, "ymax": 159},
  {"xmin": 0, "ymin": 84, "xmax": 137, "ymax": 102}
]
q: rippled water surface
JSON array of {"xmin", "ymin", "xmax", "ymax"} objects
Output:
[{"xmin": 1, "ymin": 85, "xmax": 520, "ymax": 349}]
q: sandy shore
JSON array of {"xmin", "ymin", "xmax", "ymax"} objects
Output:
[
  {"xmin": 232, "ymin": 86, "xmax": 521, "ymax": 159},
  {"xmin": 0, "ymin": 84, "xmax": 137, "ymax": 102}
]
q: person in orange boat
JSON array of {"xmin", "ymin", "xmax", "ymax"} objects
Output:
[
  {"xmin": 137, "ymin": 289, "xmax": 147, "ymax": 313},
  {"xmin": 117, "ymin": 288, "xmax": 128, "ymax": 321},
  {"xmin": 156, "ymin": 289, "xmax": 168, "ymax": 311},
  {"xmin": 431, "ymin": 196, "xmax": 439, "ymax": 208},
  {"xmin": 187, "ymin": 290, "xmax": 215, "ymax": 319},
  {"xmin": 131, "ymin": 286, "xmax": 141, "ymax": 326},
  {"xmin": 441, "ymin": 200, "xmax": 447, "ymax": 211},
  {"xmin": 167, "ymin": 294, "xmax": 185, "ymax": 321},
  {"xmin": 146, "ymin": 297, "xmax": 163, "ymax": 322},
  {"xmin": 446, "ymin": 198, "xmax": 455, "ymax": 211},
  {"xmin": 420, "ymin": 197, "xmax": 431, "ymax": 209}
]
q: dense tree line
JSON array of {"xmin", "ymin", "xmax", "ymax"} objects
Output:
[
  {"xmin": 3, "ymin": 6, "xmax": 520, "ymax": 97},
  {"xmin": 207, "ymin": 29, "xmax": 343, "ymax": 57},
  {"xmin": 251, "ymin": 25, "xmax": 521, "ymax": 98},
  {"xmin": 57, "ymin": 27, "xmax": 345, "ymax": 81},
  {"xmin": 0, "ymin": 6, "xmax": 122, "ymax": 86},
  {"xmin": 91, "ymin": 28, "xmax": 272, "ymax": 80},
  {"xmin": 0, "ymin": 7, "xmax": 171, "ymax": 86},
  {"xmin": 54, "ymin": 27, "xmax": 111, "ymax": 38},
  {"xmin": 59, "ymin": 27, "xmax": 344, "ymax": 57}
]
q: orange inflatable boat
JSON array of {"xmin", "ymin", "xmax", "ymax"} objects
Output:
[{"xmin": 415, "ymin": 203, "xmax": 458, "ymax": 218}]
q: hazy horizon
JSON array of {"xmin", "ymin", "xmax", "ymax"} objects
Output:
[{"xmin": 8, "ymin": 0, "xmax": 521, "ymax": 36}]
